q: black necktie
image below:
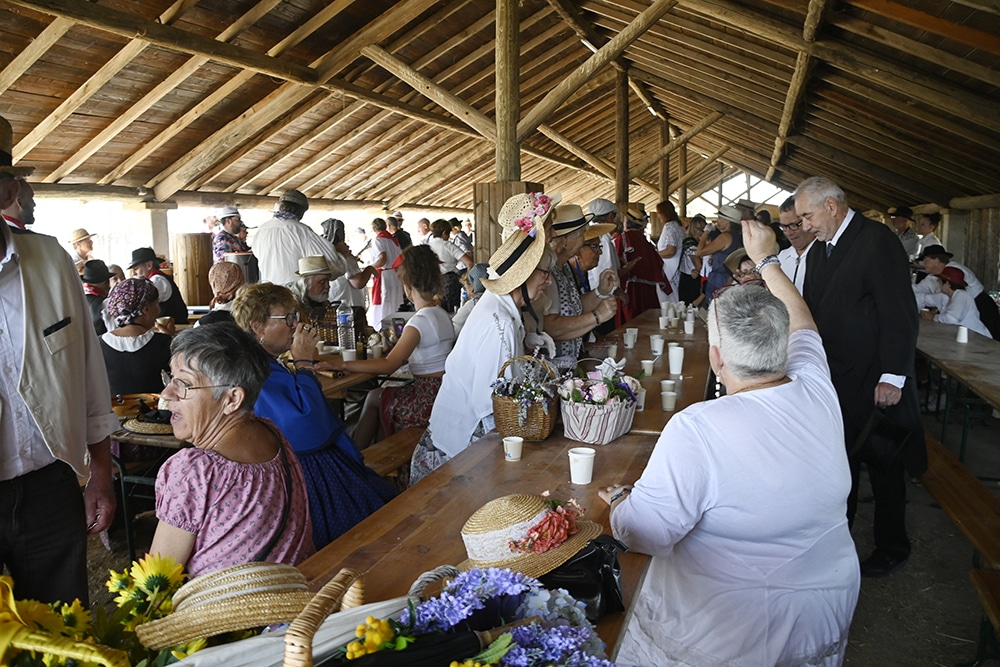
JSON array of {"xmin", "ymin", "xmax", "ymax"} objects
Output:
[{"xmin": 826, "ymin": 243, "xmax": 833, "ymax": 257}]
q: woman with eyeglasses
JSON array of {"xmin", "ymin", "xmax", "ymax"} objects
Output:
[
  {"xmin": 542, "ymin": 204, "xmax": 619, "ymax": 362},
  {"xmin": 149, "ymin": 323, "xmax": 314, "ymax": 575},
  {"xmin": 231, "ymin": 282, "xmax": 394, "ymax": 549}
]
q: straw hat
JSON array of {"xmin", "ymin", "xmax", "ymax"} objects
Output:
[
  {"xmin": 481, "ymin": 222, "xmax": 547, "ymax": 296},
  {"xmin": 458, "ymin": 494, "xmax": 603, "ymax": 579},
  {"xmin": 122, "ymin": 409, "xmax": 173, "ymax": 436},
  {"xmin": 295, "ymin": 255, "xmax": 333, "ymax": 277},
  {"xmin": 135, "ymin": 563, "xmax": 314, "ymax": 650},
  {"xmin": 716, "ymin": 205, "xmax": 742, "ymax": 224},
  {"xmin": 217, "ymin": 205, "xmax": 240, "ymax": 220},
  {"xmin": 583, "ymin": 223, "xmax": 616, "ymax": 242},
  {"xmin": 724, "ymin": 248, "xmax": 751, "ymax": 275},
  {"xmin": 496, "ymin": 191, "xmax": 561, "ymax": 236},
  {"xmin": 549, "ymin": 204, "xmax": 592, "ymax": 237},
  {"xmin": 68, "ymin": 228, "xmax": 96, "ymax": 245}
]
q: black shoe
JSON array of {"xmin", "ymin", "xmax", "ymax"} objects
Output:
[{"xmin": 860, "ymin": 551, "xmax": 908, "ymax": 578}]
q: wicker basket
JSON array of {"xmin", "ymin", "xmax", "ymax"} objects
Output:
[
  {"xmin": 282, "ymin": 568, "xmax": 365, "ymax": 667},
  {"xmin": 561, "ymin": 398, "xmax": 636, "ymax": 446},
  {"xmin": 492, "ymin": 356, "xmax": 558, "ymax": 442}
]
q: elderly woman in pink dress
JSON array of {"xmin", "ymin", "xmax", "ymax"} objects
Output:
[{"xmin": 149, "ymin": 323, "xmax": 314, "ymax": 575}]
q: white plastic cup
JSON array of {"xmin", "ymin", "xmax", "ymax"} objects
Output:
[
  {"xmin": 686, "ymin": 310, "xmax": 696, "ymax": 322},
  {"xmin": 371, "ymin": 344, "xmax": 384, "ymax": 359},
  {"xmin": 668, "ymin": 346, "xmax": 685, "ymax": 376},
  {"xmin": 634, "ymin": 388, "xmax": 647, "ymax": 412},
  {"xmin": 658, "ymin": 315, "xmax": 670, "ymax": 329},
  {"xmin": 568, "ymin": 447, "xmax": 596, "ymax": 485},
  {"xmin": 623, "ymin": 332, "xmax": 637, "ymax": 349},
  {"xmin": 607, "ymin": 343, "xmax": 618, "ymax": 359},
  {"xmin": 660, "ymin": 379, "xmax": 676, "ymax": 392},
  {"xmin": 661, "ymin": 391, "xmax": 678, "ymax": 411},
  {"xmin": 503, "ymin": 436, "xmax": 524, "ymax": 462},
  {"xmin": 669, "ymin": 317, "xmax": 680, "ymax": 330},
  {"xmin": 683, "ymin": 320, "xmax": 695, "ymax": 335},
  {"xmin": 651, "ymin": 338, "xmax": 664, "ymax": 356},
  {"xmin": 659, "ymin": 300, "xmax": 669, "ymax": 313},
  {"xmin": 641, "ymin": 359, "xmax": 654, "ymax": 375},
  {"xmin": 956, "ymin": 326, "xmax": 969, "ymax": 344},
  {"xmin": 341, "ymin": 349, "xmax": 357, "ymax": 362},
  {"xmin": 668, "ymin": 341, "xmax": 679, "ymax": 349},
  {"xmin": 626, "ymin": 327, "xmax": 639, "ymax": 336}
]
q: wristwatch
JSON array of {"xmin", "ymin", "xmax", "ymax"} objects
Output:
[
  {"xmin": 754, "ymin": 255, "xmax": 780, "ymax": 274},
  {"xmin": 610, "ymin": 487, "xmax": 631, "ymax": 503}
]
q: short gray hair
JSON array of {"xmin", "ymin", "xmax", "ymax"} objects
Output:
[
  {"xmin": 794, "ymin": 176, "xmax": 846, "ymax": 209},
  {"xmin": 708, "ymin": 284, "xmax": 790, "ymax": 379},
  {"xmin": 170, "ymin": 323, "xmax": 271, "ymax": 411}
]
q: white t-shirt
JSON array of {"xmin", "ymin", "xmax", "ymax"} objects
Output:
[
  {"xmin": 404, "ymin": 306, "xmax": 456, "ymax": 375},
  {"xmin": 613, "ymin": 329, "xmax": 860, "ymax": 667},
  {"xmin": 328, "ymin": 252, "xmax": 366, "ymax": 308},
  {"xmin": 913, "ymin": 261, "xmax": 984, "ymax": 310},
  {"xmin": 777, "ymin": 240, "xmax": 815, "ymax": 295},
  {"xmin": 656, "ymin": 221, "xmax": 686, "ymax": 297},
  {"xmin": 935, "ymin": 288, "xmax": 991, "ymax": 339},
  {"xmin": 429, "ymin": 237, "xmax": 466, "ymax": 273}
]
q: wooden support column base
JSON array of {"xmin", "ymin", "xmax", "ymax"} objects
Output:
[{"xmin": 473, "ymin": 181, "xmax": 544, "ymax": 264}]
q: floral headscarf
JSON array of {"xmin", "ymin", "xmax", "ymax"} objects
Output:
[
  {"xmin": 208, "ymin": 261, "xmax": 245, "ymax": 306},
  {"xmin": 106, "ymin": 278, "xmax": 159, "ymax": 328}
]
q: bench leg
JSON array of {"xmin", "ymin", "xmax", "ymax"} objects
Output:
[{"xmin": 956, "ymin": 614, "xmax": 1000, "ymax": 667}]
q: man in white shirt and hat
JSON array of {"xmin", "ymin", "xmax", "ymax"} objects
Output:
[
  {"xmin": 586, "ymin": 198, "xmax": 623, "ymax": 331},
  {"xmin": 67, "ymin": 228, "xmax": 97, "ymax": 274},
  {"xmin": 254, "ymin": 189, "xmax": 346, "ymax": 287},
  {"xmin": 212, "ymin": 205, "xmax": 251, "ymax": 263}
]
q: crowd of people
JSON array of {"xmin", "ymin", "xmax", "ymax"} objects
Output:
[{"xmin": 3, "ymin": 164, "xmax": 996, "ymax": 666}]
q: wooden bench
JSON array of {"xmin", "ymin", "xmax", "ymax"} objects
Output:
[
  {"xmin": 963, "ymin": 570, "xmax": 1000, "ymax": 666},
  {"xmin": 918, "ymin": 429, "xmax": 1000, "ymax": 570},
  {"xmin": 362, "ymin": 426, "xmax": 424, "ymax": 491}
]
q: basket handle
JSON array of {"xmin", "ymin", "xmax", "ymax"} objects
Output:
[
  {"xmin": 9, "ymin": 628, "xmax": 130, "ymax": 667},
  {"xmin": 406, "ymin": 565, "xmax": 461, "ymax": 599},
  {"xmin": 496, "ymin": 355, "xmax": 557, "ymax": 381},
  {"xmin": 283, "ymin": 568, "xmax": 364, "ymax": 667}
]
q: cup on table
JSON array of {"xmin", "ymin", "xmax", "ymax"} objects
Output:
[
  {"xmin": 635, "ymin": 387, "xmax": 647, "ymax": 412},
  {"xmin": 503, "ymin": 436, "xmax": 523, "ymax": 462},
  {"xmin": 568, "ymin": 447, "xmax": 596, "ymax": 485},
  {"xmin": 626, "ymin": 327, "xmax": 639, "ymax": 336},
  {"xmin": 660, "ymin": 300, "xmax": 669, "ymax": 314},
  {"xmin": 683, "ymin": 320, "xmax": 695, "ymax": 335},
  {"xmin": 686, "ymin": 310, "xmax": 696, "ymax": 322},
  {"xmin": 660, "ymin": 379, "xmax": 676, "ymax": 392},
  {"xmin": 668, "ymin": 346, "xmax": 685, "ymax": 376},
  {"xmin": 650, "ymin": 337, "xmax": 664, "ymax": 356},
  {"xmin": 956, "ymin": 326, "xmax": 969, "ymax": 344},
  {"xmin": 669, "ymin": 317, "xmax": 680, "ymax": 330},
  {"xmin": 371, "ymin": 343, "xmax": 384, "ymax": 359},
  {"xmin": 668, "ymin": 341, "xmax": 679, "ymax": 349},
  {"xmin": 341, "ymin": 349, "xmax": 357, "ymax": 362},
  {"xmin": 623, "ymin": 332, "xmax": 637, "ymax": 349},
  {"xmin": 659, "ymin": 315, "xmax": 670, "ymax": 330},
  {"xmin": 607, "ymin": 343, "xmax": 618, "ymax": 359},
  {"xmin": 661, "ymin": 391, "xmax": 678, "ymax": 411},
  {"xmin": 641, "ymin": 359, "xmax": 654, "ymax": 375}
]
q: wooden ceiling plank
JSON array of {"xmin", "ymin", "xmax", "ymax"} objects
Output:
[
  {"xmin": 767, "ymin": 51, "xmax": 815, "ymax": 182},
  {"xmin": 363, "ymin": 133, "xmax": 467, "ymax": 201},
  {"xmin": 668, "ymin": 145, "xmax": 730, "ymax": 194},
  {"xmin": 516, "ymin": 0, "xmax": 679, "ymax": 143},
  {"xmin": 845, "ymin": 0, "xmax": 1000, "ymax": 56},
  {"xmin": 333, "ymin": 124, "xmax": 441, "ymax": 199},
  {"xmin": 828, "ymin": 13, "xmax": 1000, "ymax": 86},
  {"xmin": 944, "ymin": 0, "xmax": 1000, "ymax": 17},
  {"xmin": 389, "ymin": 142, "xmax": 495, "ymax": 209},
  {"xmin": 0, "ymin": 16, "xmax": 72, "ymax": 97},
  {"xmin": 152, "ymin": 0, "xmax": 441, "ymax": 201},
  {"xmin": 360, "ymin": 45, "xmax": 497, "ymax": 141},
  {"xmin": 631, "ymin": 111, "xmax": 724, "ymax": 177},
  {"xmin": 4, "ymin": 0, "xmax": 318, "ymax": 85}
]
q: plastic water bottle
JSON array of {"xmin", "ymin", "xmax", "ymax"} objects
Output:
[{"xmin": 335, "ymin": 301, "xmax": 354, "ymax": 349}]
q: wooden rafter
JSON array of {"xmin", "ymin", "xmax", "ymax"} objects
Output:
[
  {"xmin": 0, "ymin": 16, "xmax": 71, "ymax": 97},
  {"xmin": 845, "ymin": 0, "xmax": 1000, "ymax": 56},
  {"xmin": 630, "ymin": 111, "xmax": 724, "ymax": 178}
]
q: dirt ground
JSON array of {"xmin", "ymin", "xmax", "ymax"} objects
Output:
[{"xmin": 84, "ymin": 412, "xmax": 1000, "ymax": 666}]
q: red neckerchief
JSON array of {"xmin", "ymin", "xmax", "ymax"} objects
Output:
[
  {"xmin": 2, "ymin": 214, "xmax": 25, "ymax": 230},
  {"xmin": 371, "ymin": 231, "xmax": 400, "ymax": 305},
  {"xmin": 83, "ymin": 283, "xmax": 105, "ymax": 297},
  {"xmin": 376, "ymin": 230, "xmax": 399, "ymax": 246},
  {"xmin": 147, "ymin": 266, "xmax": 163, "ymax": 279}
]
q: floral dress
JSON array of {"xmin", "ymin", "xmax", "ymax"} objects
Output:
[{"xmin": 551, "ymin": 263, "xmax": 584, "ymax": 360}]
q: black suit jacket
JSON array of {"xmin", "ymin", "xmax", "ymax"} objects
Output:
[{"xmin": 804, "ymin": 212, "xmax": 926, "ymax": 475}]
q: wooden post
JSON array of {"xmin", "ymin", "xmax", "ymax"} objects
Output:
[
  {"xmin": 495, "ymin": 0, "xmax": 520, "ymax": 181},
  {"xmin": 473, "ymin": 181, "xmax": 543, "ymax": 264},
  {"xmin": 658, "ymin": 121, "xmax": 670, "ymax": 203},
  {"xmin": 615, "ymin": 67, "xmax": 629, "ymax": 213},
  {"xmin": 677, "ymin": 130, "xmax": 688, "ymax": 218}
]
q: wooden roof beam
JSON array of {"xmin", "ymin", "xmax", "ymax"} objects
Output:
[
  {"xmin": 668, "ymin": 145, "xmax": 730, "ymax": 194},
  {"xmin": 845, "ymin": 0, "xmax": 1000, "ymax": 56},
  {"xmin": 538, "ymin": 124, "xmax": 659, "ymax": 197},
  {"xmin": 631, "ymin": 111, "xmax": 724, "ymax": 178},
  {"xmin": 361, "ymin": 45, "xmax": 497, "ymax": 141},
  {"xmin": 516, "ymin": 0, "xmax": 678, "ymax": 143},
  {"xmin": 0, "ymin": 16, "xmax": 72, "ymax": 97},
  {"xmin": 4, "ymin": 0, "xmax": 317, "ymax": 85}
]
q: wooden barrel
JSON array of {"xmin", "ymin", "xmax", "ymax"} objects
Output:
[{"xmin": 170, "ymin": 233, "xmax": 213, "ymax": 308}]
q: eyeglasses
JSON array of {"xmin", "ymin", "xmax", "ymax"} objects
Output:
[
  {"xmin": 583, "ymin": 243, "xmax": 602, "ymax": 251},
  {"xmin": 778, "ymin": 220, "xmax": 803, "ymax": 231},
  {"xmin": 161, "ymin": 370, "xmax": 234, "ymax": 400},
  {"xmin": 268, "ymin": 311, "xmax": 300, "ymax": 327},
  {"xmin": 534, "ymin": 267, "xmax": 553, "ymax": 280}
]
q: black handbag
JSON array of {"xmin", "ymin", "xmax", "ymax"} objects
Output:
[
  {"xmin": 538, "ymin": 535, "xmax": 627, "ymax": 623},
  {"xmin": 850, "ymin": 408, "xmax": 912, "ymax": 472}
]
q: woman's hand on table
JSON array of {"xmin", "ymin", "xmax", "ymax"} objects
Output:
[
  {"xmin": 599, "ymin": 484, "xmax": 633, "ymax": 506},
  {"xmin": 315, "ymin": 359, "xmax": 342, "ymax": 373}
]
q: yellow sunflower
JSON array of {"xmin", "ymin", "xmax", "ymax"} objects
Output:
[
  {"xmin": 130, "ymin": 554, "xmax": 185, "ymax": 595},
  {"xmin": 170, "ymin": 636, "xmax": 207, "ymax": 661},
  {"xmin": 60, "ymin": 598, "xmax": 93, "ymax": 637},
  {"xmin": 106, "ymin": 568, "xmax": 132, "ymax": 594},
  {"xmin": 14, "ymin": 599, "xmax": 64, "ymax": 634}
]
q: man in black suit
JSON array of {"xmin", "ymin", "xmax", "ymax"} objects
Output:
[{"xmin": 797, "ymin": 176, "xmax": 926, "ymax": 578}]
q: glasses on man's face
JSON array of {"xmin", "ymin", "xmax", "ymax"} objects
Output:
[
  {"xmin": 779, "ymin": 220, "xmax": 803, "ymax": 232},
  {"xmin": 161, "ymin": 370, "xmax": 233, "ymax": 400},
  {"xmin": 583, "ymin": 243, "xmax": 602, "ymax": 252},
  {"xmin": 268, "ymin": 311, "xmax": 300, "ymax": 328},
  {"xmin": 534, "ymin": 267, "xmax": 553, "ymax": 281}
]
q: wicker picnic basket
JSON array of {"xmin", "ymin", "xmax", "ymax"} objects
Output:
[
  {"xmin": 282, "ymin": 568, "xmax": 365, "ymax": 667},
  {"xmin": 492, "ymin": 355, "xmax": 558, "ymax": 442}
]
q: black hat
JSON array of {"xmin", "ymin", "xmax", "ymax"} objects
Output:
[
  {"xmin": 80, "ymin": 259, "xmax": 112, "ymax": 283},
  {"xmin": 917, "ymin": 244, "xmax": 952, "ymax": 261},
  {"xmin": 128, "ymin": 247, "xmax": 162, "ymax": 269},
  {"xmin": 891, "ymin": 206, "xmax": 914, "ymax": 220}
]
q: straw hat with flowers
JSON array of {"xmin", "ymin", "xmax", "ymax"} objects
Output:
[
  {"xmin": 482, "ymin": 192, "xmax": 559, "ymax": 295},
  {"xmin": 496, "ymin": 192, "xmax": 561, "ymax": 240},
  {"xmin": 459, "ymin": 494, "xmax": 603, "ymax": 579}
]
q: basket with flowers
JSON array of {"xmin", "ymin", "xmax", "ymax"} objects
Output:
[
  {"xmin": 557, "ymin": 358, "xmax": 639, "ymax": 446},
  {"xmin": 491, "ymin": 353, "xmax": 559, "ymax": 442}
]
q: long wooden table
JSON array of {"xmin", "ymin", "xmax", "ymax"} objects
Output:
[
  {"xmin": 917, "ymin": 319, "xmax": 1000, "ymax": 412},
  {"xmin": 297, "ymin": 429, "xmax": 656, "ymax": 657}
]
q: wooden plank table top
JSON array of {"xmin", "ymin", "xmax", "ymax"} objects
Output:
[
  {"xmin": 917, "ymin": 319, "xmax": 1000, "ymax": 412},
  {"xmin": 297, "ymin": 429, "xmax": 657, "ymax": 657},
  {"xmin": 316, "ymin": 369, "xmax": 377, "ymax": 400}
]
